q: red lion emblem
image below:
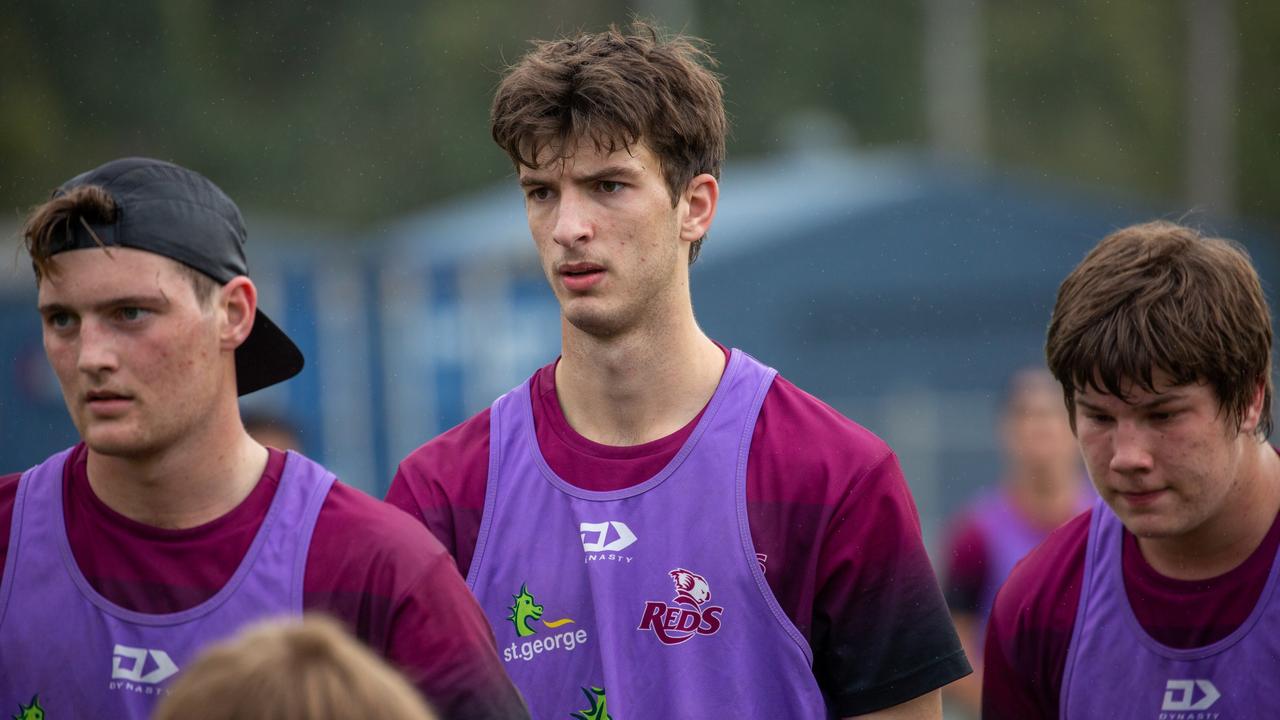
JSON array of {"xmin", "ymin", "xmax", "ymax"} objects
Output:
[{"xmin": 638, "ymin": 568, "xmax": 724, "ymax": 645}]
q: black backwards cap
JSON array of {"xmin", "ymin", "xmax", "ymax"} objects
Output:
[{"xmin": 50, "ymin": 157, "xmax": 304, "ymax": 395}]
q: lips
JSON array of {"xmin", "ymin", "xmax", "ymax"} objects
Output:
[
  {"xmin": 84, "ymin": 390, "xmax": 134, "ymax": 416},
  {"xmin": 1116, "ymin": 488, "xmax": 1168, "ymax": 507},
  {"xmin": 558, "ymin": 262, "xmax": 605, "ymax": 292}
]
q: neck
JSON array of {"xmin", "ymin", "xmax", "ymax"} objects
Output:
[
  {"xmin": 557, "ymin": 303, "xmax": 725, "ymax": 446},
  {"xmin": 1139, "ymin": 440, "xmax": 1280, "ymax": 580},
  {"xmin": 85, "ymin": 407, "xmax": 268, "ymax": 530},
  {"xmin": 1007, "ymin": 462, "xmax": 1084, "ymax": 529}
]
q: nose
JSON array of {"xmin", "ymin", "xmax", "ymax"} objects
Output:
[
  {"xmin": 1109, "ymin": 420, "xmax": 1154, "ymax": 475},
  {"xmin": 76, "ymin": 319, "xmax": 120, "ymax": 377},
  {"xmin": 551, "ymin": 188, "xmax": 592, "ymax": 249}
]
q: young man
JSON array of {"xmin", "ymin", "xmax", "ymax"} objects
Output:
[
  {"xmin": 941, "ymin": 368, "xmax": 1088, "ymax": 717},
  {"xmin": 0, "ymin": 158, "xmax": 528, "ymax": 720},
  {"xmin": 388, "ymin": 24, "xmax": 969, "ymax": 719},
  {"xmin": 983, "ymin": 221, "xmax": 1280, "ymax": 718}
]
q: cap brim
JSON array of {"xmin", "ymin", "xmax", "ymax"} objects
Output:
[{"xmin": 235, "ymin": 309, "xmax": 305, "ymax": 396}]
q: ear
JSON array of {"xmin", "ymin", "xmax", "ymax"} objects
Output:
[
  {"xmin": 1241, "ymin": 379, "xmax": 1267, "ymax": 436},
  {"xmin": 679, "ymin": 173, "xmax": 719, "ymax": 244},
  {"xmin": 218, "ymin": 276, "xmax": 258, "ymax": 351}
]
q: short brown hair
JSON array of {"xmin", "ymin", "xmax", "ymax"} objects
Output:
[
  {"xmin": 1046, "ymin": 220, "xmax": 1274, "ymax": 437},
  {"xmin": 22, "ymin": 184, "xmax": 218, "ymax": 303},
  {"xmin": 152, "ymin": 615, "xmax": 438, "ymax": 720},
  {"xmin": 490, "ymin": 20, "xmax": 726, "ymax": 264}
]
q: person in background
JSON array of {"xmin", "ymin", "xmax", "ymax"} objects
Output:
[
  {"xmin": 153, "ymin": 615, "xmax": 439, "ymax": 720},
  {"xmin": 940, "ymin": 368, "xmax": 1088, "ymax": 717}
]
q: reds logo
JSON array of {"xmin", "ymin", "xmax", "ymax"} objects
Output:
[{"xmin": 637, "ymin": 568, "xmax": 724, "ymax": 645}]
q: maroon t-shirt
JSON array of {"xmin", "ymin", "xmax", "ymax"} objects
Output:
[
  {"xmin": 0, "ymin": 444, "xmax": 529, "ymax": 720},
  {"xmin": 983, "ymin": 505, "xmax": 1280, "ymax": 719},
  {"xmin": 944, "ymin": 514, "xmax": 994, "ymax": 615},
  {"xmin": 386, "ymin": 354, "xmax": 971, "ymax": 717}
]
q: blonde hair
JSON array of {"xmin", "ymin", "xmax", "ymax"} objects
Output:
[{"xmin": 152, "ymin": 615, "xmax": 438, "ymax": 720}]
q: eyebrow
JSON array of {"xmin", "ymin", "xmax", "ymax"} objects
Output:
[
  {"xmin": 38, "ymin": 294, "xmax": 170, "ymax": 315},
  {"xmin": 519, "ymin": 165, "xmax": 644, "ymax": 187},
  {"xmin": 1076, "ymin": 393, "xmax": 1190, "ymax": 413}
]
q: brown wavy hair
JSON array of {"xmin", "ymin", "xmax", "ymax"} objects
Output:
[
  {"xmin": 1046, "ymin": 220, "xmax": 1274, "ymax": 437},
  {"xmin": 22, "ymin": 184, "xmax": 216, "ymax": 301},
  {"xmin": 490, "ymin": 20, "xmax": 726, "ymax": 264}
]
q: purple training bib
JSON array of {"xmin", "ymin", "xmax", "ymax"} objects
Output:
[
  {"xmin": 1061, "ymin": 497, "xmax": 1280, "ymax": 719},
  {"xmin": 0, "ymin": 448, "xmax": 334, "ymax": 719},
  {"xmin": 468, "ymin": 349, "xmax": 829, "ymax": 719}
]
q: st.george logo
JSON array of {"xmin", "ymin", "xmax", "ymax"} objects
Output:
[
  {"xmin": 111, "ymin": 644, "xmax": 178, "ymax": 684},
  {"xmin": 1161, "ymin": 679, "xmax": 1220, "ymax": 712},
  {"xmin": 637, "ymin": 568, "xmax": 724, "ymax": 645},
  {"xmin": 502, "ymin": 584, "xmax": 588, "ymax": 663},
  {"xmin": 579, "ymin": 521, "xmax": 636, "ymax": 552}
]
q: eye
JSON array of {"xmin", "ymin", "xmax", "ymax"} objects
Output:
[
  {"xmin": 597, "ymin": 180, "xmax": 624, "ymax": 193},
  {"xmin": 526, "ymin": 187, "xmax": 552, "ymax": 202},
  {"xmin": 45, "ymin": 312, "xmax": 76, "ymax": 330},
  {"xmin": 116, "ymin": 307, "xmax": 151, "ymax": 323}
]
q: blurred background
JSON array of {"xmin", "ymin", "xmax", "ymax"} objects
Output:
[{"xmin": 1, "ymin": 0, "xmax": 1276, "ymax": 682}]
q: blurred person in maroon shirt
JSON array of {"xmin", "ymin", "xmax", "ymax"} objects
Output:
[{"xmin": 941, "ymin": 368, "xmax": 1088, "ymax": 717}]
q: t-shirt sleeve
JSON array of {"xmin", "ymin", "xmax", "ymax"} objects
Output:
[
  {"xmin": 943, "ymin": 514, "xmax": 990, "ymax": 615},
  {"xmin": 385, "ymin": 409, "xmax": 491, "ymax": 577},
  {"xmin": 982, "ymin": 510, "xmax": 1090, "ymax": 720},
  {"xmin": 383, "ymin": 546, "xmax": 530, "ymax": 720},
  {"xmin": 306, "ymin": 483, "xmax": 528, "ymax": 720},
  {"xmin": 815, "ymin": 451, "xmax": 972, "ymax": 715}
]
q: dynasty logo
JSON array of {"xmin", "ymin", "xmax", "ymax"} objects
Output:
[{"xmin": 637, "ymin": 568, "xmax": 724, "ymax": 645}]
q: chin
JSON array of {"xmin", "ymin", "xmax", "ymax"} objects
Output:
[
  {"xmin": 563, "ymin": 305, "xmax": 628, "ymax": 338},
  {"xmin": 1112, "ymin": 510, "xmax": 1187, "ymax": 539},
  {"xmin": 81, "ymin": 430, "xmax": 155, "ymax": 459}
]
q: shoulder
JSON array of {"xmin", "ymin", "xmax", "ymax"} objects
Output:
[
  {"xmin": 982, "ymin": 509, "xmax": 1091, "ymax": 719},
  {"xmin": 753, "ymin": 373, "xmax": 897, "ymax": 499},
  {"xmin": 0, "ymin": 471, "xmax": 21, "ymax": 548},
  {"xmin": 311, "ymin": 480, "xmax": 453, "ymax": 581},
  {"xmin": 941, "ymin": 509, "xmax": 991, "ymax": 609},
  {"xmin": 392, "ymin": 408, "xmax": 491, "ymax": 497},
  {"xmin": 993, "ymin": 508, "xmax": 1091, "ymax": 624},
  {"xmin": 0, "ymin": 472, "xmax": 19, "ymax": 506}
]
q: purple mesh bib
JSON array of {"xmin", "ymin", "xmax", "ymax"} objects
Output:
[
  {"xmin": 1061, "ymin": 498, "xmax": 1280, "ymax": 718},
  {"xmin": 972, "ymin": 486, "xmax": 1091, "ymax": 630},
  {"xmin": 468, "ymin": 349, "xmax": 828, "ymax": 719},
  {"xmin": 0, "ymin": 448, "xmax": 334, "ymax": 719},
  {"xmin": 971, "ymin": 490, "xmax": 1050, "ymax": 627}
]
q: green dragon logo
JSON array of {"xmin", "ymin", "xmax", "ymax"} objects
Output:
[
  {"xmin": 508, "ymin": 583, "xmax": 545, "ymax": 637},
  {"xmin": 12, "ymin": 696, "xmax": 44, "ymax": 720},
  {"xmin": 570, "ymin": 686, "xmax": 611, "ymax": 720}
]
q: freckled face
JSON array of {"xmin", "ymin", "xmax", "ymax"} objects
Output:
[
  {"xmin": 519, "ymin": 141, "xmax": 684, "ymax": 338},
  {"xmin": 38, "ymin": 248, "xmax": 225, "ymax": 459},
  {"xmin": 1074, "ymin": 373, "xmax": 1252, "ymax": 539}
]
